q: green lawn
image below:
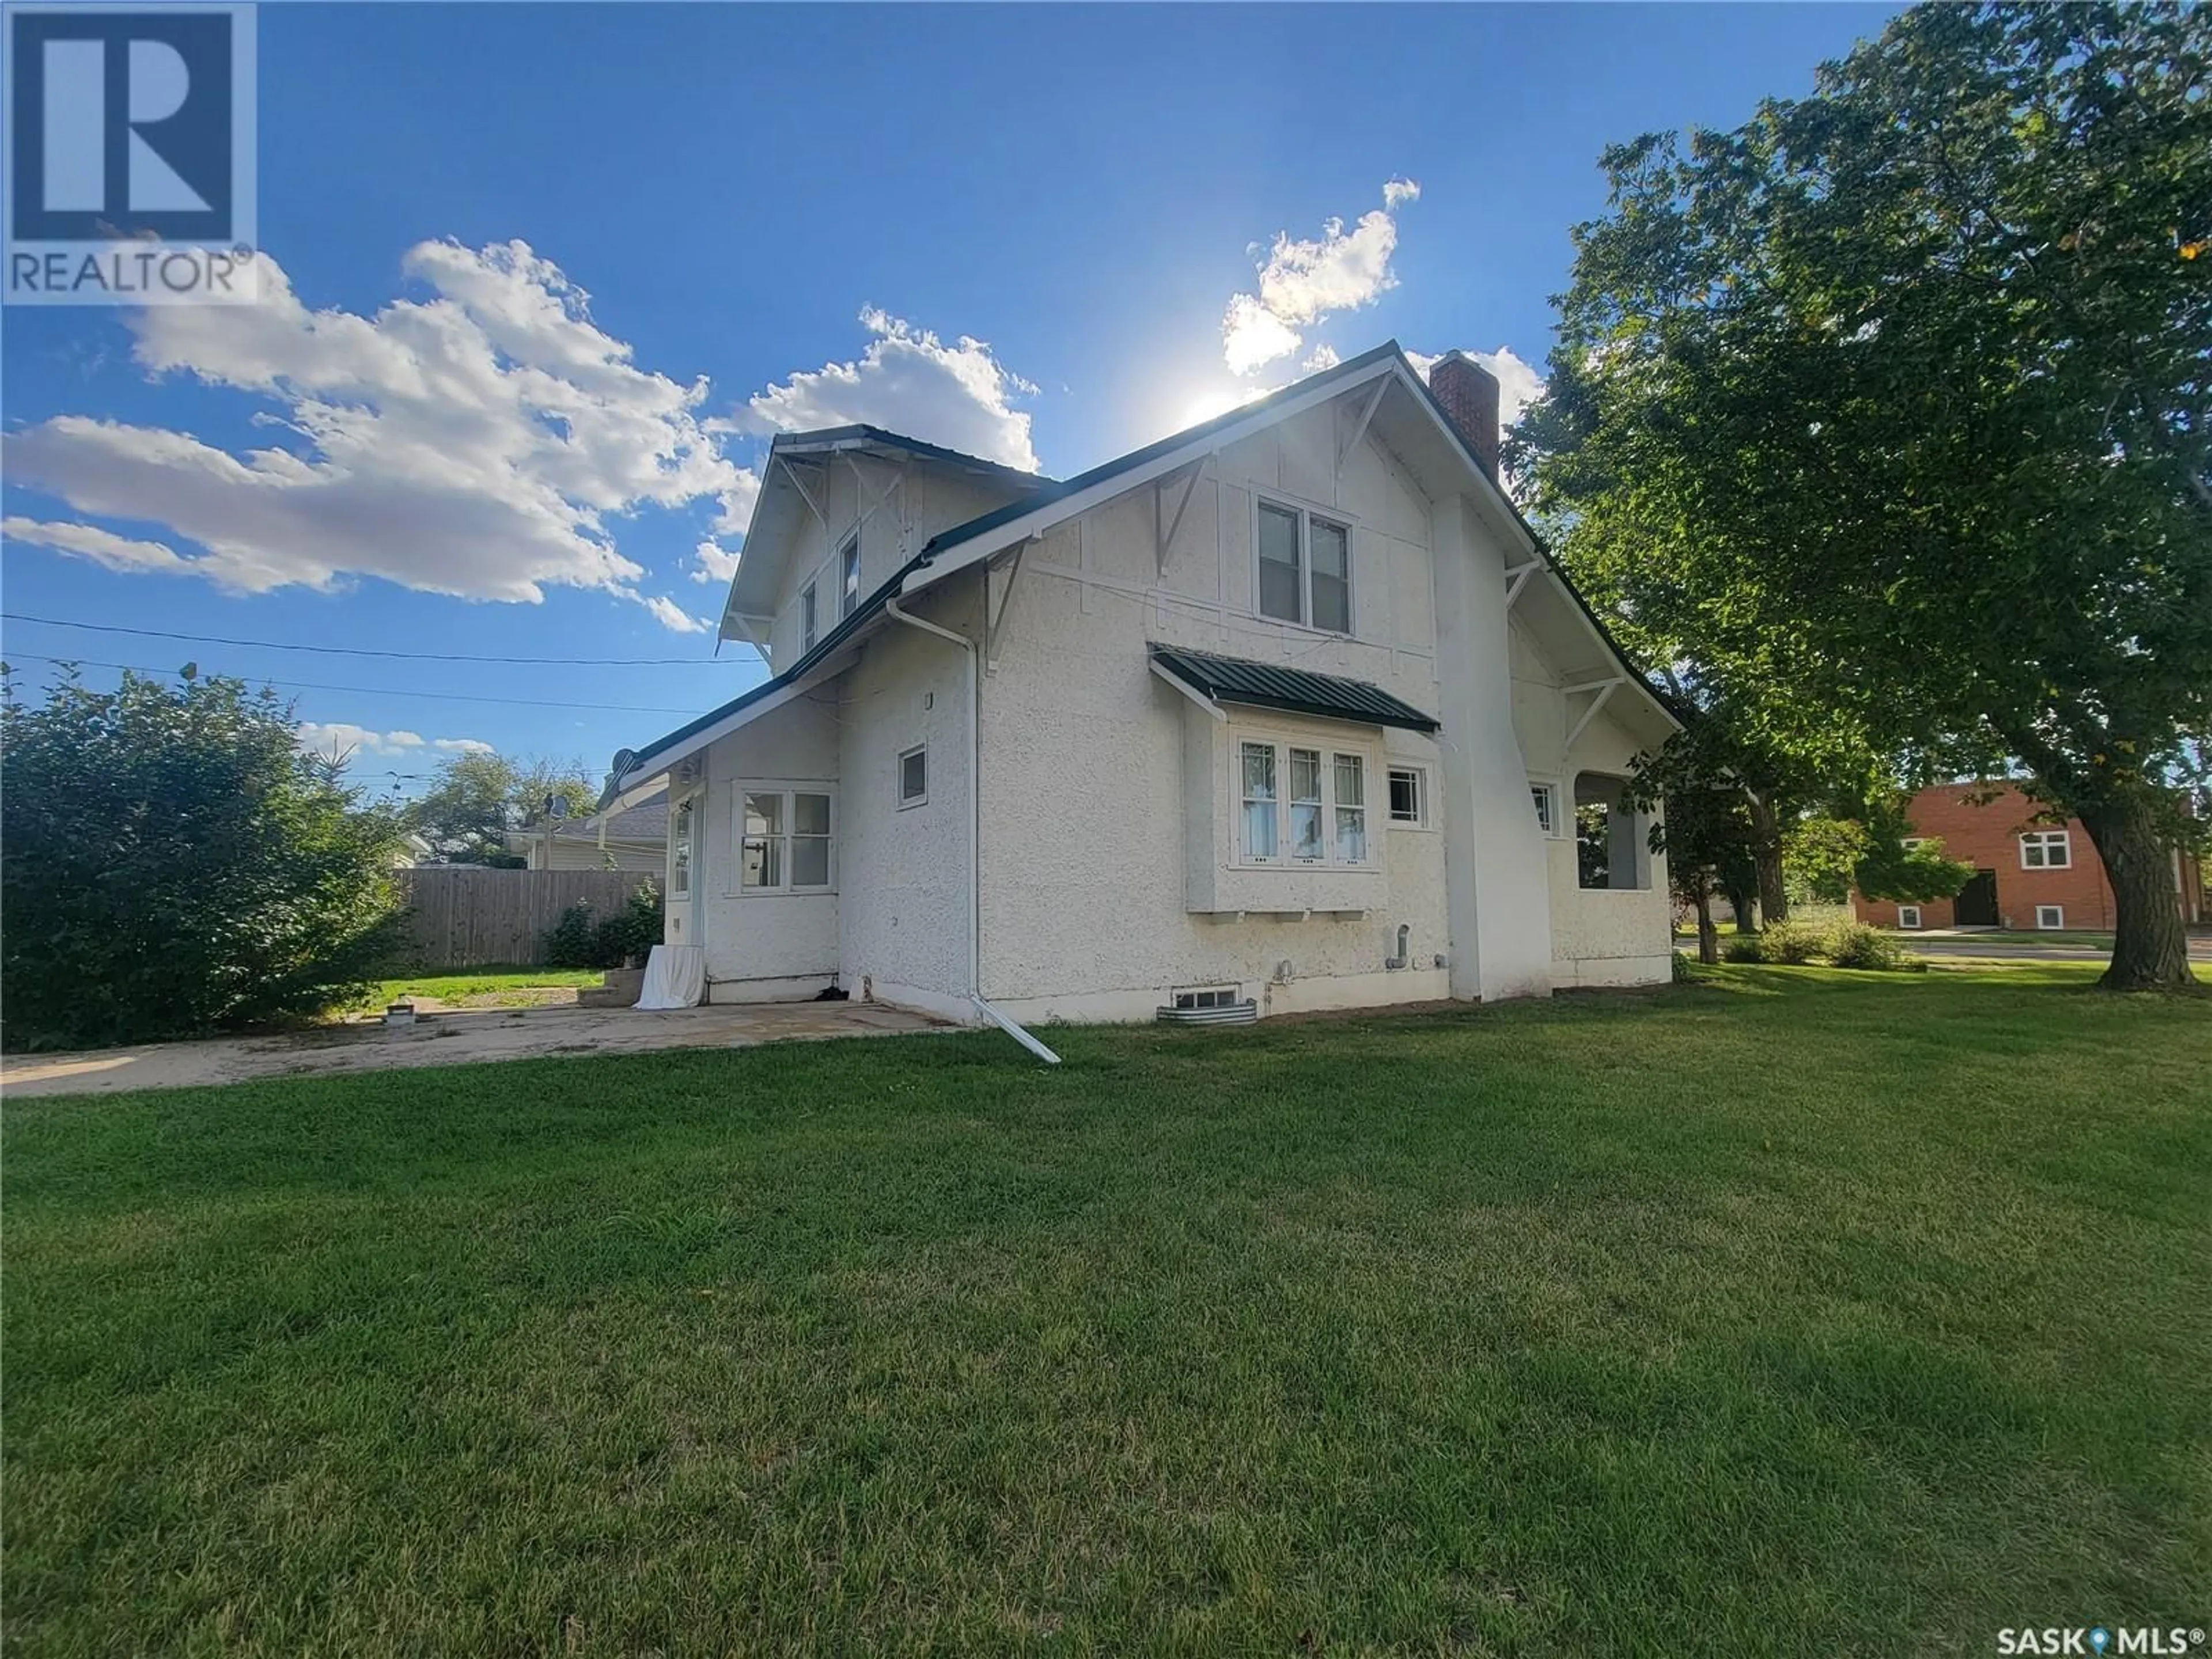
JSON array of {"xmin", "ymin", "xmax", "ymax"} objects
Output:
[
  {"xmin": 355, "ymin": 965, "xmax": 608, "ymax": 1010},
  {"xmin": 7, "ymin": 966, "xmax": 2209, "ymax": 1655}
]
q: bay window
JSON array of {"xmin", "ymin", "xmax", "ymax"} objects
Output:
[
  {"xmin": 1255, "ymin": 497, "xmax": 1354, "ymax": 634},
  {"xmin": 1237, "ymin": 738, "xmax": 1370, "ymax": 866}
]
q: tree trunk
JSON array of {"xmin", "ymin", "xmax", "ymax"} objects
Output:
[
  {"xmin": 1748, "ymin": 795, "xmax": 1789, "ymax": 925},
  {"xmin": 1694, "ymin": 888, "xmax": 1718, "ymax": 965},
  {"xmin": 1727, "ymin": 888, "xmax": 1757, "ymax": 934},
  {"xmin": 2077, "ymin": 800, "xmax": 2196, "ymax": 991}
]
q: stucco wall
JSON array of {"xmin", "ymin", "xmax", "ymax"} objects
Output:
[
  {"xmin": 974, "ymin": 401, "xmax": 1459, "ymax": 1020},
  {"xmin": 835, "ymin": 579, "xmax": 978, "ymax": 1009},
  {"xmin": 684, "ymin": 694, "xmax": 842, "ymax": 997}
]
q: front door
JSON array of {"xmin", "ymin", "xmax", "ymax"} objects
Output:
[{"xmin": 1953, "ymin": 868, "xmax": 1999, "ymax": 927}]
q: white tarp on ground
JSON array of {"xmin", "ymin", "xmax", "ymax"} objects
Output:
[{"xmin": 635, "ymin": 944, "xmax": 707, "ymax": 1010}]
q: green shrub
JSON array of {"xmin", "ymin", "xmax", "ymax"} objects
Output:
[
  {"xmin": 1828, "ymin": 921, "xmax": 1923, "ymax": 972},
  {"xmin": 541, "ymin": 882, "xmax": 662, "ymax": 971},
  {"xmin": 1754, "ymin": 919, "xmax": 1829, "ymax": 964},
  {"xmin": 1723, "ymin": 934, "xmax": 1766, "ymax": 964},
  {"xmin": 1, "ymin": 670, "xmax": 408, "ymax": 1050}
]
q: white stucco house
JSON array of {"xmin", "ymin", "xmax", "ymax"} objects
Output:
[{"xmin": 597, "ymin": 343, "xmax": 1680, "ymax": 1031}]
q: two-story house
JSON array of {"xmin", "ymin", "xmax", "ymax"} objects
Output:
[{"xmin": 597, "ymin": 343, "xmax": 1680, "ymax": 1028}]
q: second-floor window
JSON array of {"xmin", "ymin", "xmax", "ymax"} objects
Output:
[
  {"xmin": 800, "ymin": 581, "xmax": 818, "ymax": 653},
  {"xmin": 1255, "ymin": 499, "xmax": 1353, "ymax": 634},
  {"xmin": 839, "ymin": 534, "xmax": 861, "ymax": 618},
  {"xmin": 2020, "ymin": 829, "xmax": 2071, "ymax": 869}
]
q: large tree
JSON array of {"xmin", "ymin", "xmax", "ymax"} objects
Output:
[
  {"xmin": 405, "ymin": 749, "xmax": 595, "ymax": 865},
  {"xmin": 1, "ymin": 668, "xmax": 408, "ymax": 1049},
  {"xmin": 1516, "ymin": 2, "xmax": 2211, "ymax": 988}
]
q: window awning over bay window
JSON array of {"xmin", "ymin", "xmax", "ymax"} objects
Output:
[{"xmin": 1147, "ymin": 643, "xmax": 1439, "ymax": 733}]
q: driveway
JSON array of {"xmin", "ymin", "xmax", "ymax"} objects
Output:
[
  {"xmin": 1903, "ymin": 931, "xmax": 2212, "ymax": 963},
  {"xmin": 1, "ymin": 1000, "xmax": 946, "ymax": 1099}
]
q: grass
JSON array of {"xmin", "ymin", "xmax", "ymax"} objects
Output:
[
  {"xmin": 354, "ymin": 965, "xmax": 607, "ymax": 1010},
  {"xmin": 7, "ymin": 965, "xmax": 2209, "ymax": 1655}
]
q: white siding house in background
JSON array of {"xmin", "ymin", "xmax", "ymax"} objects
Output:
[
  {"xmin": 597, "ymin": 343, "xmax": 1680, "ymax": 1025},
  {"xmin": 507, "ymin": 789, "xmax": 670, "ymax": 874}
]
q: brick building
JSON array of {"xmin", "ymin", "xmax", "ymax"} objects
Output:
[{"xmin": 1854, "ymin": 782, "xmax": 2207, "ymax": 933}]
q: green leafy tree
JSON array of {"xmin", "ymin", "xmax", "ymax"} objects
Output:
[
  {"xmin": 1514, "ymin": 2, "xmax": 2211, "ymax": 988},
  {"xmin": 405, "ymin": 749, "xmax": 594, "ymax": 865},
  {"xmin": 1, "ymin": 668, "xmax": 408, "ymax": 1050}
]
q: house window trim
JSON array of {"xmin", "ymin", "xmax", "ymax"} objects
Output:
[
  {"xmin": 737, "ymin": 783, "xmax": 838, "ymax": 897},
  {"xmin": 669, "ymin": 796, "xmax": 695, "ymax": 899},
  {"xmin": 2019, "ymin": 829, "xmax": 2071, "ymax": 870},
  {"xmin": 1897, "ymin": 904, "xmax": 1923, "ymax": 930},
  {"xmin": 1529, "ymin": 778, "xmax": 1566, "ymax": 840},
  {"xmin": 838, "ymin": 533, "xmax": 861, "ymax": 620},
  {"xmin": 2035, "ymin": 903, "xmax": 2065, "ymax": 930},
  {"xmin": 1231, "ymin": 730, "xmax": 1377, "ymax": 870},
  {"xmin": 1387, "ymin": 763, "xmax": 1433, "ymax": 831},
  {"xmin": 897, "ymin": 743, "xmax": 929, "ymax": 810},
  {"xmin": 800, "ymin": 579, "xmax": 819, "ymax": 654},
  {"xmin": 1251, "ymin": 490, "xmax": 1357, "ymax": 639}
]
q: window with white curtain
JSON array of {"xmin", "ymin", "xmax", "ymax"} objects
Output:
[
  {"xmin": 1238, "ymin": 738, "xmax": 1371, "ymax": 866},
  {"xmin": 1253, "ymin": 497, "xmax": 1354, "ymax": 634},
  {"xmin": 741, "ymin": 787, "xmax": 835, "ymax": 893}
]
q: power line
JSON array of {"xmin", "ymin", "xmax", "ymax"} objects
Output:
[
  {"xmin": 0, "ymin": 653, "xmax": 703, "ymax": 716},
  {"xmin": 0, "ymin": 611, "xmax": 718, "ymax": 666}
]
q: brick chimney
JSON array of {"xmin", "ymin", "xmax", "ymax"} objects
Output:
[{"xmin": 1428, "ymin": 351, "xmax": 1500, "ymax": 483}]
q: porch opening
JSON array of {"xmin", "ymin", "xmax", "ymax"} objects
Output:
[{"xmin": 1574, "ymin": 772, "xmax": 1648, "ymax": 891}]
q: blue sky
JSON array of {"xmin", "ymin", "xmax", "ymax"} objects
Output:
[{"xmin": 2, "ymin": 2, "xmax": 1896, "ymax": 799}]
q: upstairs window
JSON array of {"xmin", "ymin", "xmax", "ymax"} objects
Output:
[
  {"xmin": 839, "ymin": 534, "xmax": 861, "ymax": 618},
  {"xmin": 800, "ymin": 581, "xmax": 819, "ymax": 653},
  {"xmin": 898, "ymin": 744, "xmax": 928, "ymax": 809},
  {"xmin": 2020, "ymin": 830, "xmax": 2071, "ymax": 869},
  {"xmin": 1238, "ymin": 739, "xmax": 1371, "ymax": 867},
  {"xmin": 1255, "ymin": 498, "xmax": 1354, "ymax": 634}
]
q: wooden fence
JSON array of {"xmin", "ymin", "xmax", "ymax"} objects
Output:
[{"xmin": 393, "ymin": 867, "xmax": 657, "ymax": 968}]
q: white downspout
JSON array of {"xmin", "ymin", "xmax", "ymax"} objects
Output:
[{"xmin": 883, "ymin": 592, "xmax": 1060, "ymax": 1064}]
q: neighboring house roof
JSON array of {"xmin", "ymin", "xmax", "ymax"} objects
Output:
[
  {"xmin": 604, "ymin": 342, "xmax": 1678, "ymax": 808},
  {"xmin": 1149, "ymin": 644, "xmax": 1440, "ymax": 733}
]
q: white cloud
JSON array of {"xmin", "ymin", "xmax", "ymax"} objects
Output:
[
  {"xmin": 3, "ymin": 241, "xmax": 759, "ymax": 611},
  {"xmin": 1302, "ymin": 344, "xmax": 1342, "ymax": 373},
  {"xmin": 687, "ymin": 537, "xmax": 741, "ymax": 586},
  {"xmin": 740, "ymin": 308, "xmax": 1041, "ymax": 473},
  {"xmin": 637, "ymin": 593, "xmax": 710, "ymax": 634},
  {"xmin": 1406, "ymin": 345, "xmax": 1548, "ymax": 430},
  {"xmin": 435, "ymin": 737, "xmax": 495, "ymax": 753},
  {"xmin": 1222, "ymin": 181, "xmax": 1418, "ymax": 376},
  {"xmin": 297, "ymin": 721, "xmax": 467, "ymax": 757},
  {"xmin": 2, "ymin": 516, "xmax": 194, "ymax": 576}
]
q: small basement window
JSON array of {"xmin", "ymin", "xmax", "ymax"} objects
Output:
[
  {"xmin": 1897, "ymin": 904, "xmax": 1922, "ymax": 930},
  {"xmin": 898, "ymin": 744, "xmax": 927, "ymax": 808},
  {"xmin": 1388, "ymin": 766, "xmax": 1427, "ymax": 827},
  {"xmin": 2036, "ymin": 904, "xmax": 2065, "ymax": 930},
  {"xmin": 1171, "ymin": 986, "xmax": 1239, "ymax": 1010}
]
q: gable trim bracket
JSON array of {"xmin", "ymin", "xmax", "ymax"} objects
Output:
[
  {"xmin": 1336, "ymin": 377, "xmax": 1389, "ymax": 479},
  {"xmin": 1503, "ymin": 559, "xmax": 1541, "ymax": 609},
  {"xmin": 985, "ymin": 539, "xmax": 1033, "ymax": 672},
  {"xmin": 1562, "ymin": 676, "xmax": 1627, "ymax": 751},
  {"xmin": 1155, "ymin": 459, "xmax": 1206, "ymax": 577}
]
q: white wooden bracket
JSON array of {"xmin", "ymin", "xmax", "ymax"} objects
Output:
[
  {"xmin": 724, "ymin": 612, "xmax": 772, "ymax": 664},
  {"xmin": 1563, "ymin": 676, "xmax": 1626, "ymax": 751},
  {"xmin": 1149, "ymin": 659, "xmax": 1225, "ymax": 721},
  {"xmin": 986, "ymin": 540, "xmax": 1031, "ymax": 668},
  {"xmin": 1337, "ymin": 377, "xmax": 1388, "ymax": 477},
  {"xmin": 1155, "ymin": 459, "xmax": 1205, "ymax": 577},
  {"xmin": 1503, "ymin": 559, "xmax": 1541, "ymax": 609},
  {"xmin": 844, "ymin": 451, "xmax": 905, "ymax": 534},
  {"xmin": 777, "ymin": 456, "xmax": 828, "ymax": 531}
]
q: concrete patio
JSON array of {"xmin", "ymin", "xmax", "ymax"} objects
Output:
[{"xmin": 1, "ymin": 1000, "xmax": 946, "ymax": 1099}]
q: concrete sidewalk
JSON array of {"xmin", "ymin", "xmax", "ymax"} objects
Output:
[{"xmin": 2, "ymin": 1000, "xmax": 945, "ymax": 1100}]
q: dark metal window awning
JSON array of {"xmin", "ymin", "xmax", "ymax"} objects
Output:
[{"xmin": 1147, "ymin": 643, "xmax": 1440, "ymax": 733}]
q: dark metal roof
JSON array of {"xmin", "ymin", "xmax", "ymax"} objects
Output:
[
  {"xmin": 767, "ymin": 424, "xmax": 1053, "ymax": 487},
  {"xmin": 1149, "ymin": 643, "xmax": 1439, "ymax": 733}
]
